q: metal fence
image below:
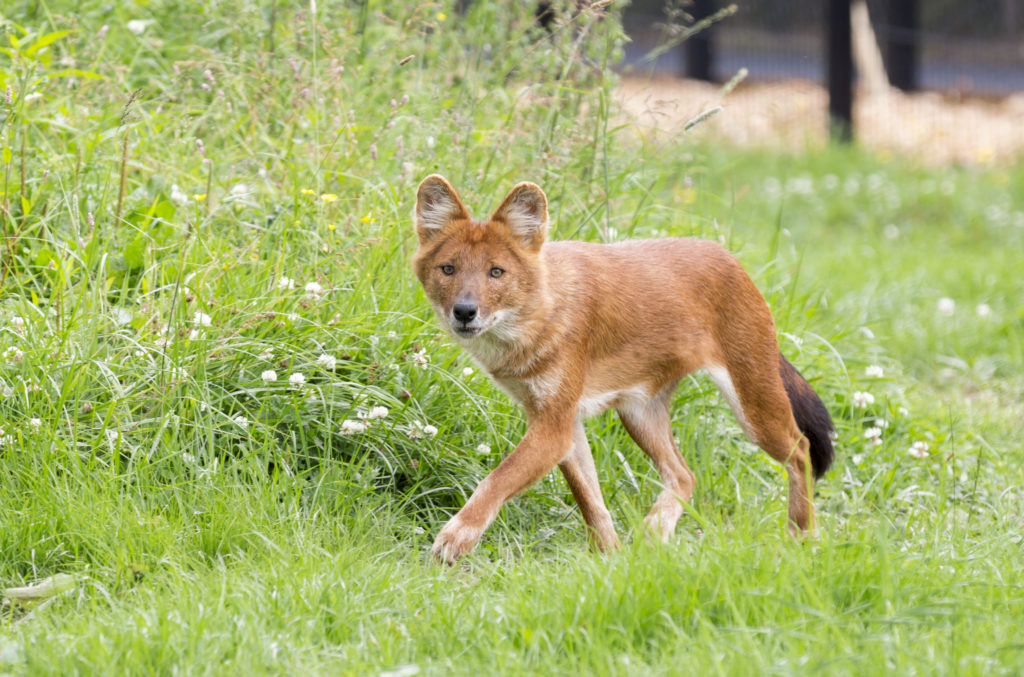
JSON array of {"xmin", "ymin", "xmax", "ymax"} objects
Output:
[{"xmin": 621, "ymin": 0, "xmax": 1024, "ymax": 94}]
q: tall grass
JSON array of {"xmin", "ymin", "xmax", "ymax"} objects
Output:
[{"xmin": 1, "ymin": 1, "xmax": 1022, "ymax": 674}]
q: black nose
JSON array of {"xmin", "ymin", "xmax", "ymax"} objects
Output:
[{"xmin": 453, "ymin": 303, "xmax": 478, "ymax": 323}]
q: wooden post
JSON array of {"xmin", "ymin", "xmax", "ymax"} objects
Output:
[
  {"xmin": 684, "ymin": 0, "xmax": 714, "ymax": 81},
  {"xmin": 886, "ymin": 0, "xmax": 918, "ymax": 91},
  {"xmin": 826, "ymin": 0, "xmax": 853, "ymax": 142}
]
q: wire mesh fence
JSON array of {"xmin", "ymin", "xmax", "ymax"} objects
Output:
[
  {"xmin": 616, "ymin": 0, "xmax": 1024, "ymax": 160},
  {"xmin": 621, "ymin": 0, "xmax": 1024, "ymax": 94}
]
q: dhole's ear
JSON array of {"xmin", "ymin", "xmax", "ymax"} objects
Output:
[
  {"xmin": 490, "ymin": 182, "xmax": 548, "ymax": 249},
  {"xmin": 415, "ymin": 175, "xmax": 470, "ymax": 242}
]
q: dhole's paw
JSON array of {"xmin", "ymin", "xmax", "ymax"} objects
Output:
[
  {"xmin": 643, "ymin": 496, "xmax": 685, "ymax": 544},
  {"xmin": 430, "ymin": 517, "xmax": 483, "ymax": 565},
  {"xmin": 643, "ymin": 512, "xmax": 674, "ymax": 544}
]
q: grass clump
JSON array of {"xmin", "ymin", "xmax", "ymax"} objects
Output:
[{"xmin": 0, "ymin": 1, "xmax": 1022, "ymax": 675}]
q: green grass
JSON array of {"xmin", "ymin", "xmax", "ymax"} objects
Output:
[{"xmin": 1, "ymin": 1, "xmax": 1022, "ymax": 674}]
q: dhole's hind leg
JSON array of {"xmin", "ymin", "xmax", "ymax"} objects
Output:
[
  {"xmin": 616, "ymin": 385, "xmax": 696, "ymax": 542},
  {"xmin": 558, "ymin": 421, "xmax": 619, "ymax": 552},
  {"xmin": 707, "ymin": 365, "xmax": 815, "ymax": 533}
]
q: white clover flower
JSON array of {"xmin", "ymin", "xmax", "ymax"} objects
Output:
[
  {"xmin": 864, "ymin": 427, "xmax": 883, "ymax": 445},
  {"xmin": 475, "ymin": 443, "xmax": 491, "ymax": 455},
  {"xmin": 937, "ymin": 297, "xmax": 955, "ymax": 316},
  {"xmin": 852, "ymin": 391, "xmax": 875, "ymax": 408},
  {"xmin": 277, "ymin": 276, "xmax": 295, "ymax": 290},
  {"xmin": 340, "ymin": 419, "xmax": 368, "ymax": 435},
  {"xmin": 462, "ymin": 367, "xmax": 474, "ymax": 377},
  {"xmin": 908, "ymin": 441, "xmax": 929, "ymax": 459},
  {"xmin": 28, "ymin": 418, "xmax": 42, "ymax": 430},
  {"xmin": 9, "ymin": 316, "xmax": 25, "ymax": 331},
  {"xmin": 261, "ymin": 370, "xmax": 278, "ymax": 383},
  {"xmin": 316, "ymin": 353, "xmax": 337, "ymax": 370},
  {"xmin": 368, "ymin": 406, "xmax": 389, "ymax": 420},
  {"xmin": 304, "ymin": 281, "xmax": 324, "ymax": 297},
  {"xmin": 127, "ymin": 19, "xmax": 149, "ymax": 35},
  {"xmin": 407, "ymin": 420, "xmax": 429, "ymax": 439},
  {"xmin": 976, "ymin": 303, "xmax": 992, "ymax": 317},
  {"xmin": 874, "ymin": 418, "xmax": 889, "ymax": 429},
  {"xmin": 864, "ymin": 365, "xmax": 884, "ymax": 378},
  {"xmin": 169, "ymin": 184, "xmax": 189, "ymax": 206},
  {"xmin": 289, "ymin": 372, "xmax": 306, "ymax": 387},
  {"xmin": 422, "ymin": 424, "xmax": 438, "ymax": 437},
  {"xmin": 112, "ymin": 307, "xmax": 133, "ymax": 326},
  {"xmin": 229, "ymin": 183, "xmax": 249, "ymax": 198},
  {"xmin": 786, "ymin": 176, "xmax": 814, "ymax": 196},
  {"xmin": 192, "ymin": 311, "xmax": 212, "ymax": 327},
  {"xmin": 154, "ymin": 337, "xmax": 172, "ymax": 349},
  {"xmin": 4, "ymin": 347, "xmax": 24, "ymax": 363},
  {"xmin": 412, "ymin": 348, "xmax": 429, "ymax": 369},
  {"xmin": 233, "ymin": 415, "xmax": 249, "ymax": 430}
]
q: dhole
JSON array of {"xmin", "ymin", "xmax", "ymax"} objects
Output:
[{"xmin": 413, "ymin": 175, "xmax": 834, "ymax": 564}]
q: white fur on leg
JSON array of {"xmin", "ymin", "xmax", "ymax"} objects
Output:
[
  {"xmin": 644, "ymin": 492, "xmax": 685, "ymax": 543},
  {"xmin": 430, "ymin": 515, "xmax": 485, "ymax": 565},
  {"xmin": 706, "ymin": 365, "xmax": 757, "ymax": 443}
]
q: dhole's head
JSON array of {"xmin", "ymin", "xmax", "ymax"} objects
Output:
[{"xmin": 412, "ymin": 175, "xmax": 548, "ymax": 340}]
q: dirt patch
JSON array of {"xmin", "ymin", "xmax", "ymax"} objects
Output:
[{"xmin": 616, "ymin": 76, "xmax": 1024, "ymax": 166}]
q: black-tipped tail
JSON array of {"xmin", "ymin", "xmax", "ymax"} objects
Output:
[{"xmin": 779, "ymin": 354, "xmax": 835, "ymax": 479}]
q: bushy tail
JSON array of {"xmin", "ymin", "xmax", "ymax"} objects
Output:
[{"xmin": 778, "ymin": 354, "xmax": 835, "ymax": 479}]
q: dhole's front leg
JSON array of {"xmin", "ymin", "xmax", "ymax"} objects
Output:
[
  {"xmin": 558, "ymin": 420, "xmax": 619, "ymax": 552},
  {"xmin": 431, "ymin": 417, "xmax": 574, "ymax": 565}
]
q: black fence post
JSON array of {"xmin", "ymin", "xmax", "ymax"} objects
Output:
[
  {"xmin": 886, "ymin": 0, "xmax": 918, "ymax": 91},
  {"xmin": 826, "ymin": 0, "xmax": 853, "ymax": 142},
  {"xmin": 685, "ymin": 0, "xmax": 715, "ymax": 81}
]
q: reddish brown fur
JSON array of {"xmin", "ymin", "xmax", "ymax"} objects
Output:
[{"xmin": 413, "ymin": 175, "xmax": 832, "ymax": 564}]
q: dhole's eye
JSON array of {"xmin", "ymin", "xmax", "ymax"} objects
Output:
[
  {"xmin": 440, "ymin": 264, "xmax": 455, "ymax": 276},
  {"xmin": 489, "ymin": 267, "xmax": 505, "ymax": 279}
]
